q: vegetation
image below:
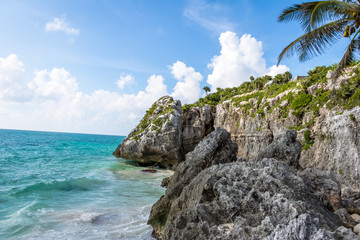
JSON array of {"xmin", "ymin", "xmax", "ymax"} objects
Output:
[
  {"xmin": 203, "ymin": 86, "xmax": 211, "ymax": 95},
  {"xmin": 278, "ymin": 0, "xmax": 360, "ymax": 75}
]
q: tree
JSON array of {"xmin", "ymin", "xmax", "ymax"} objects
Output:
[
  {"xmin": 249, "ymin": 76, "xmax": 255, "ymax": 81},
  {"xmin": 203, "ymin": 86, "xmax": 211, "ymax": 95},
  {"xmin": 278, "ymin": 0, "xmax": 360, "ymax": 76}
]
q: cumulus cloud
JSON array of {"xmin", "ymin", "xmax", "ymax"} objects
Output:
[
  {"xmin": 266, "ymin": 64, "xmax": 290, "ymax": 77},
  {"xmin": 0, "ymin": 54, "xmax": 31, "ymax": 102},
  {"xmin": 207, "ymin": 31, "xmax": 290, "ymax": 90},
  {"xmin": 170, "ymin": 61, "xmax": 202, "ymax": 104},
  {"xmin": 116, "ymin": 74, "xmax": 135, "ymax": 90},
  {"xmin": 28, "ymin": 68, "xmax": 79, "ymax": 101},
  {"xmin": 0, "ymin": 54, "xmax": 169, "ymax": 134},
  {"xmin": 45, "ymin": 17, "xmax": 79, "ymax": 35}
]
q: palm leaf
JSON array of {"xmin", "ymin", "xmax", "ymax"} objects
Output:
[
  {"xmin": 278, "ymin": 18, "xmax": 350, "ymax": 64},
  {"xmin": 335, "ymin": 29, "xmax": 360, "ymax": 75},
  {"xmin": 279, "ymin": 1, "xmax": 355, "ymax": 31}
]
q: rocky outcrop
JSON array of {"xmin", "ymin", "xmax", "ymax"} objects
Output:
[
  {"xmin": 147, "ymin": 128, "xmax": 238, "ymax": 237},
  {"xmin": 182, "ymin": 104, "xmax": 214, "ymax": 154},
  {"xmin": 148, "ymin": 129, "xmax": 359, "ymax": 240},
  {"xmin": 113, "ymin": 96, "xmax": 215, "ymax": 168},
  {"xmin": 113, "ymin": 96, "xmax": 183, "ymax": 168},
  {"xmin": 255, "ymin": 130, "xmax": 302, "ymax": 169}
]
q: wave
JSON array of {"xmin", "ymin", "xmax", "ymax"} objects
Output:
[{"xmin": 10, "ymin": 177, "xmax": 105, "ymax": 197}]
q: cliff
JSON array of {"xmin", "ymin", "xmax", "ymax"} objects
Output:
[
  {"xmin": 114, "ymin": 64, "xmax": 360, "ymax": 190},
  {"xmin": 148, "ymin": 128, "xmax": 359, "ymax": 239}
]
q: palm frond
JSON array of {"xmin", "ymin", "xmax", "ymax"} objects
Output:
[
  {"xmin": 279, "ymin": 1, "xmax": 355, "ymax": 31},
  {"xmin": 335, "ymin": 29, "xmax": 360, "ymax": 75},
  {"xmin": 278, "ymin": 18, "xmax": 350, "ymax": 64}
]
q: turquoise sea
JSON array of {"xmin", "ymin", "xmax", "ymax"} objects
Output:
[{"xmin": 0, "ymin": 129, "xmax": 171, "ymax": 240}]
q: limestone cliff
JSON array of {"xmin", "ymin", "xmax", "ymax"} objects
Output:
[
  {"xmin": 113, "ymin": 96, "xmax": 183, "ymax": 168},
  {"xmin": 113, "ymin": 96, "xmax": 214, "ymax": 168},
  {"xmin": 148, "ymin": 128, "xmax": 359, "ymax": 239},
  {"xmin": 115, "ymin": 64, "xmax": 360, "ymax": 190}
]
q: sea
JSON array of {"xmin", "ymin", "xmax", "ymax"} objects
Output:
[{"xmin": 0, "ymin": 129, "xmax": 172, "ymax": 240}]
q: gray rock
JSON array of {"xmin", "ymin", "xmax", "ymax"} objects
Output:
[
  {"xmin": 342, "ymin": 198, "xmax": 360, "ymax": 215},
  {"xmin": 334, "ymin": 208, "xmax": 357, "ymax": 228},
  {"xmin": 182, "ymin": 104, "xmax": 214, "ymax": 154},
  {"xmin": 255, "ymin": 130, "xmax": 302, "ymax": 168},
  {"xmin": 113, "ymin": 96, "xmax": 183, "ymax": 168},
  {"xmin": 148, "ymin": 128, "xmax": 238, "ymax": 237},
  {"xmin": 299, "ymin": 168, "xmax": 342, "ymax": 211},
  {"xmin": 157, "ymin": 158, "xmax": 349, "ymax": 239}
]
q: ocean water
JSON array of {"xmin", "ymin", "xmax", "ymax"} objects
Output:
[{"xmin": 0, "ymin": 129, "xmax": 171, "ymax": 240}]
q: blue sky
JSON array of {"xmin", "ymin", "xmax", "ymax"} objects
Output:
[{"xmin": 0, "ymin": 0, "xmax": 351, "ymax": 135}]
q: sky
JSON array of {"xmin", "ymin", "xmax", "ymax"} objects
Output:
[{"xmin": 0, "ymin": 0, "xmax": 351, "ymax": 135}]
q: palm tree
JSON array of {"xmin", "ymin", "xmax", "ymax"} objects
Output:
[
  {"xmin": 203, "ymin": 86, "xmax": 211, "ymax": 95},
  {"xmin": 278, "ymin": 0, "xmax": 360, "ymax": 75}
]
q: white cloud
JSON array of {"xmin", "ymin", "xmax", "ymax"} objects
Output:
[
  {"xmin": 184, "ymin": 0, "xmax": 235, "ymax": 34},
  {"xmin": 0, "ymin": 54, "xmax": 31, "ymax": 102},
  {"xmin": 0, "ymin": 54, "xmax": 169, "ymax": 134},
  {"xmin": 28, "ymin": 68, "xmax": 79, "ymax": 101},
  {"xmin": 266, "ymin": 64, "xmax": 290, "ymax": 77},
  {"xmin": 45, "ymin": 17, "xmax": 79, "ymax": 35},
  {"xmin": 207, "ymin": 31, "xmax": 290, "ymax": 90},
  {"xmin": 117, "ymin": 74, "xmax": 135, "ymax": 90},
  {"xmin": 170, "ymin": 61, "xmax": 202, "ymax": 104}
]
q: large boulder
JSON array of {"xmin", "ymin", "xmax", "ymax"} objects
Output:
[
  {"xmin": 113, "ymin": 96, "xmax": 183, "ymax": 168},
  {"xmin": 148, "ymin": 130, "xmax": 359, "ymax": 240},
  {"xmin": 147, "ymin": 128, "xmax": 238, "ymax": 237}
]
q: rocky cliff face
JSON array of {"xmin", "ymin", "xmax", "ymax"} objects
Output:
[
  {"xmin": 113, "ymin": 96, "xmax": 214, "ymax": 168},
  {"xmin": 113, "ymin": 96, "xmax": 183, "ymax": 168},
  {"xmin": 148, "ymin": 128, "xmax": 359, "ymax": 239}
]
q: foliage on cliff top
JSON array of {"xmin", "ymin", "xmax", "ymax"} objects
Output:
[
  {"xmin": 128, "ymin": 96, "xmax": 176, "ymax": 141},
  {"xmin": 184, "ymin": 63, "xmax": 360, "ymax": 124}
]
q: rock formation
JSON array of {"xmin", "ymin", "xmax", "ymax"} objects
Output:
[
  {"xmin": 113, "ymin": 96, "xmax": 214, "ymax": 168},
  {"xmin": 113, "ymin": 96, "xmax": 183, "ymax": 168},
  {"xmin": 148, "ymin": 128, "xmax": 359, "ymax": 239}
]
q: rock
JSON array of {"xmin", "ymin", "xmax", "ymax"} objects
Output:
[
  {"xmin": 148, "ymin": 129, "xmax": 357, "ymax": 239},
  {"xmin": 148, "ymin": 128, "xmax": 238, "ymax": 238},
  {"xmin": 154, "ymin": 157, "xmax": 352, "ymax": 240},
  {"xmin": 334, "ymin": 208, "xmax": 357, "ymax": 228},
  {"xmin": 342, "ymin": 187, "xmax": 360, "ymax": 201},
  {"xmin": 299, "ymin": 168, "xmax": 342, "ymax": 211},
  {"xmin": 113, "ymin": 96, "xmax": 183, "ymax": 168},
  {"xmin": 354, "ymin": 223, "xmax": 360, "ymax": 235},
  {"xmin": 182, "ymin": 105, "xmax": 214, "ymax": 154},
  {"xmin": 342, "ymin": 198, "xmax": 360, "ymax": 215},
  {"xmin": 352, "ymin": 214, "xmax": 360, "ymax": 223},
  {"xmin": 300, "ymin": 107, "xmax": 360, "ymax": 190},
  {"xmin": 161, "ymin": 177, "xmax": 170, "ymax": 188},
  {"xmin": 255, "ymin": 130, "xmax": 302, "ymax": 169},
  {"xmin": 265, "ymin": 214, "xmax": 358, "ymax": 240}
]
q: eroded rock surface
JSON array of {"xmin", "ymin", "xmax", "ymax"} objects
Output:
[
  {"xmin": 148, "ymin": 129, "xmax": 359, "ymax": 240},
  {"xmin": 113, "ymin": 96, "xmax": 183, "ymax": 167}
]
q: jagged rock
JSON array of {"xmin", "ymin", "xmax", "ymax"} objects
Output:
[
  {"xmin": 255, "ymin": 130, "xmax": 302, "ymax": 168},
  {"xmin": 300, "ymin": 107, "xmax": 360, "ymax": 190},
  {"xmin": 148, "ymin": 128, "xmax": 238, "ymax": 238},
  {"xmin": 148, "ymin": 129, "xmax": 357, "ymax": 240},
  {"xmin": 335, "ymin": 208, "xmax": 357, "ymax": 228},
  {"xmin": 342, "ymin": 187, "xmax": 360, "ymax": 201},
  {"xmin": 342, "ymin": 198, "xmax": 360, "ymax": 215},
  {"xmin": 113, "ymin": 96, "xmax": 183, "ymax": 168},
  {"xmin": 299, "ymin": 168, "xmax": 342, "ymax": 211},
  {"xmin": 161, "ymin": 177, "xmax": 169, "ymax": 188},
  {"xmin": 182, "ymin": 105, "xmax": 214, "ymax": 154},
  {"xmin": 265, "ymin": 214, "xmax": 357, "ymax": 240}
]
